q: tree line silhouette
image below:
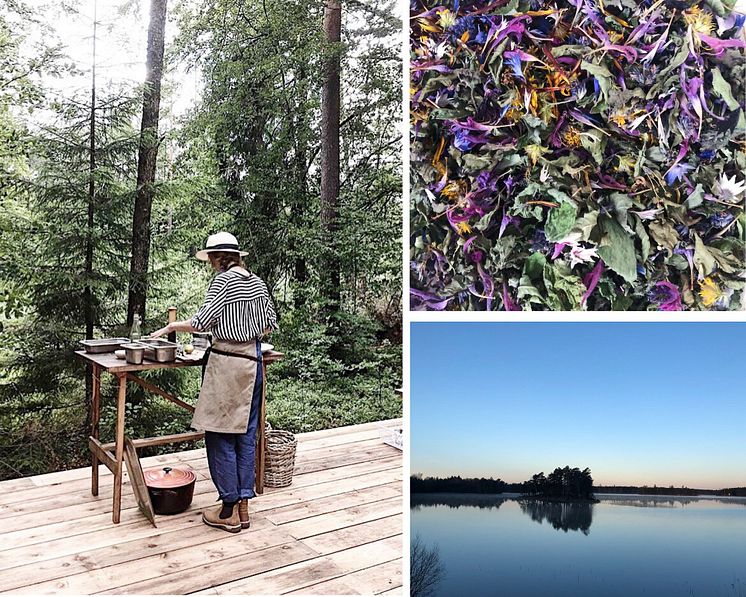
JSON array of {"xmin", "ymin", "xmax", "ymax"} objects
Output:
[
  {"xmin": 411, "ymin": 472, "xmax": 745, "ymax": 499},
  {"xmin": 411, "ymin": 466, "xmax": 595, "ymax": 500},
  {"xmin": 410, "ymin": 475, "xmax": 509, "ymax": 494},
  {"xmin": 595, "ymin": 485, "xmax": 746, "ymax": 497}
]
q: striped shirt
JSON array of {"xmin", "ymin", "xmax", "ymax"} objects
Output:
[{"xmin": 191, "ymin": 269, "xmax": 278, "ymax": 342}]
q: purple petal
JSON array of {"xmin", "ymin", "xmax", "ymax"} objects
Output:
[
  {"xmin": 698, "ymin": 34, "xmax": 746, "ymax": 57},
  {"xmin": 410, "ymin": 289, "xmax": 452, "ymax": 311},
  {"xmin": 499, "ymin": 210, "xmax": 521, "ymax": 239},
  {"xmin": 548, "ymin": 112, "xmax": 568, "ymax": 148},
  {"xmin": 604, "ymin": 44, "xmax": 638, "ymax": 62},
  {"xmin": 432, "ymin": 173, "xmax": 448, "ymax": 193},
  {"xmin": 502, "ymin": 280, "xmax": 520, "ymax": 311},
  {"xmin": 411, "ymin": 62, "xmax": 453, "ymax": 73},
  {"xmin": 627, "ymin": 8, "xmax": 664, "ymax": 45},
  {"xmin": 581, "ymin": 260, "xmax": 604, "ymax": 307},
  {"xmin": 652, "ymin": 281, "xmax": 683, "ymax": 311},
  {"xmin": 477, "ymin": 263, "xmax": 494, "ymax": 311},
  {"xmin": 552, "ymin": 243, "xmax": 568, "ymax": 260}
]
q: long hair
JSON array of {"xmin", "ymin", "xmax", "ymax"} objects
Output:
[{"xmin": 208, "ymin": 251, "xmax": 244, "ymax": 273}]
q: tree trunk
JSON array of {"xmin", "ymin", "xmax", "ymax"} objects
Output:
[
  {"xmin": 320, "ymin": 0, "xmax": 341, "ymax": 315},
  {"xmin": 127, "ymin": 0, "xmax": 167, "ymax": 326},
  {"xmin": 84, "ymin": 1, "xmax": 97, "ymax": 432},
  {"xmin": 293, "ymin": 66, "xmax": 308, "ymax": 309}
]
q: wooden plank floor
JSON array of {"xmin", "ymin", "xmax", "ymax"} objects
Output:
[{"xmin": 0, "ymin": 420, "xmax": 403, "ymax": 595}]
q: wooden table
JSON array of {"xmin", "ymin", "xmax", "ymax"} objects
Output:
[{"xmin": 75, "ymin": 348, "xmax": 284, "ymax": 524}]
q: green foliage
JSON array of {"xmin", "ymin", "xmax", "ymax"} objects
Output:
[
  {"xmin": 1, "ymin": 91, "xmax": 139, "ymax": 396},
  {"xmin": 172, "ymin": 0, "xmax": 402, "ymax": 319},
  {"xmin": 0, "ymin": 0, "xmax": 402, "ymax": 480},
  {"xmin": 267, "ymin": 377, "xmax": 402, "ymax": 434}
]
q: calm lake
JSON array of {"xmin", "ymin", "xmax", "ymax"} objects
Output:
[{"xmin": 411, "ymin": 493, "xmax": 746, "ymax": 597}]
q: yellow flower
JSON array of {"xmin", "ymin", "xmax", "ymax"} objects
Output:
[
  {"xmin": 456, "ymin": 221, "xmax": 472, "ymax": 235},
  {"xmin": 684, "ymin": 7, "xmax": 714, "ymax": 36},
  {"xmin": 610, "ymin": 112, "xmax": 627, "ymax": 127},
  {"xmin": 505, "ymin": 107, "xmax": 523, "ymax": 122},
  {"xmin": 547, "ymin": 71, "xmax": 572, "ymax": 96},
  {"xmin": 562, "ymin": 127, "xmax": 581, "ymax": 147},
  {"xmin": 433, "ymin": 159, "xmax": 448, "ymax": 179},
  {"xmin": 699, "ymin": 277, "xmax": 722, "ymax": 307},
  {"xmin": 442, "ymin": 180, "xmax": 467, "ymax": 201},
  {"xmin": 416, "ymin": 18, "xmax": 440, "ymax": 33},
  {"xmin": 437, "ymin": 9, "xmax": 457, "ymax": 29}
]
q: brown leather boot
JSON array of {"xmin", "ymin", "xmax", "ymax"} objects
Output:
[
  {"xmin": 202, "ymin": 502, "xmax": 241, "ymax": 533},
  {"xmin": 238, "ymin": 498, "xmax": 250, "ymax": 529}
]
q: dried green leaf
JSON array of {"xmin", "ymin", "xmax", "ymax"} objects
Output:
[
  {"xmin": 524, "ymin": 251, "xmax": 547, "ymax": 279},
  {"xmin": 543, "ymin": 262, "xmax": 586, "ymax": 310},
  {"xmin": 648, "ymin": 221, "xmax": 679, "ymax": 254},
  {"xmin": 711, "ymin": 67, "xmax": 740, "ymax": 111},
  {"xmin": 545, "ymin": 201, "xmax": 577, "ymax": 242},
  {"xmin": 693, "ymin": 233, "xmax": 717, "ymax": 278},
  {"xmin": 597, "ymin": 217, "xmax": 637, "ymax": 283}
]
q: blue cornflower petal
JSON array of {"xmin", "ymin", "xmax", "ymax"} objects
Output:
[{"xmin": 665, "ymin": 163, "xmax": 693, "ymax": 186}]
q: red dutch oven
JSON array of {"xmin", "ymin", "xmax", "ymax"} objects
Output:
[{"xmin": 144, "ymin": 466, "xmax": 196, "ymax": 514}]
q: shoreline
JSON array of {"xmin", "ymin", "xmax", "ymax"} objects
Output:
[
  {"xmin": 410, "ymin": 492, "xmax": 599, "ymax": 504},
  {"xmin": 410, "ymin": 491, "xmax": 746, "ymax": 502},
  {"xmin": 517, "ymin": 495, "xmax": 600, "ymax": 504}
]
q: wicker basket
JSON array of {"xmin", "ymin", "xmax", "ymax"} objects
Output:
[{"xmin": 263, "ymin": 429, "xmax": 297, "ymax": 488}]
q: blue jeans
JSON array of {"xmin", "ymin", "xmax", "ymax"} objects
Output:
[{"xmin": 204, "ymin": 342, "xmax": 263, "ymax": 503}]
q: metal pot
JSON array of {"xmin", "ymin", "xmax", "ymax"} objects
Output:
[
  {"xmin": 140, "ymin": 339, "xmax": 177, "ymax": 363},
  {"xmin": 80, "ymin": 338, "xmax": 130, "ymax": 354},
  {"xmin": 143, "ymin": 466, "xmax": 196, "ymax": 514},
  {"xmin": 121, "ymin": 343, "xmax": 145, "ymax": 365}
]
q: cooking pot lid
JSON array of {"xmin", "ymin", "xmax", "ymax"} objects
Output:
[{"xmin": 143, "ymin": 466, "xmax": 196, "ymax": 489}]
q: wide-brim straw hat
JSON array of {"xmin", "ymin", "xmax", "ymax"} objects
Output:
[{"xmin": 195, "ymin": 232, "xmax": 249, "ymax": 261}]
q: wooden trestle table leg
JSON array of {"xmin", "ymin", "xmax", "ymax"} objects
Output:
[
  {"xmin": 91, "ymin": 364, "xmax": 101, "ymax": 496},
  {"xmin": 112, "ymin": 372, "xmax": 127, "ymax": 523},
  {"xmin": 255, "ymin": 362, "xmax": 267, "ymax": 495}
]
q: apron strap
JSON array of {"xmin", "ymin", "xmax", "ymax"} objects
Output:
[{"xmin": 210, "ymin": 346, "xmax": 262, "ymax": 362}]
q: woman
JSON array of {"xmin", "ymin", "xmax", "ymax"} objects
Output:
[{"xmin": 150, "ymin": 232, "xmax": 277, "ymax": 533}]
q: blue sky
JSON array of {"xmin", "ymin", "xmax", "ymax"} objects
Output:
[{"xmin": 411, "ymin": 322, "xmax": 746, "ymax": 489}]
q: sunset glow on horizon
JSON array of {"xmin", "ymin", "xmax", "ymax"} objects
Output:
[{"xmin": 411, "ymin": 322, "xmax": 746, "ymax": 491}]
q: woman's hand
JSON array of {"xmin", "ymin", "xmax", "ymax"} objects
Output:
[
  {"xmin": 149, "ymin": 323, "xmax": 171, "ymax": 339},
  {"xmin": 149, "ymin": 319, "xmax": 199, "ymax": 339}
]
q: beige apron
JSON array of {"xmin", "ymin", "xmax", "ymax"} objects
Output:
[{"xmin": 191, "ymin": 339, "xmax": 260, "ymax": 434}]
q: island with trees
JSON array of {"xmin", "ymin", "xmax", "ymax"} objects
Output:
[{"xmin": 521, "ymin": 467, "xmax": 598, "ymax": 502}]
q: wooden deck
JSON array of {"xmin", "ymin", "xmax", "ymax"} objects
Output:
[{"xmin": 0, "ymin": 420, "xmax": 403, "ymax": 595}]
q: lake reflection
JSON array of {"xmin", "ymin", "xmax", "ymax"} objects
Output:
[
  {"xmin": 411, "ymin": 493, "xmax": 594, "ymax": 533},
  {"xmin": 518, "ymin": 500, "xmax": 593, "ymax": 534},
  {"xmin": 411, "ymin": 493, "xmax": 511, "ymax": 511},
  {"xmin": 411, "ymin": 494, "xmax": 746, "ymax": 597}
]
